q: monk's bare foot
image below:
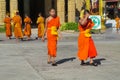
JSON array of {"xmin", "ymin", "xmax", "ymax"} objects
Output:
[
  {"xmin": 80, "ymin": 60, "xmax": 87, "ymax": 66},
  {"xmin": 47, "ymin": 61, "xmax": 52, "ymax": 64},
  {"xmin": 52, "ymin": 63, "xmax": 57, "ymax": 66},
  {"xmin": 20, "ymin": 38, "xmax": 24, "ymax": 41},
  {"xmin": 9, "ymin": 37, "xmax": 12, "ymax": 39},
  {"xmin": 26, "ymin": 38, "xmax": 30, "ymax": 41},
  {"xmin": 89, "ymin": 62, "xmax": 98, "ymax": 66},
  {"xmin": 36, "ymin": 37, "xmax": 38, "ymax": 40}
]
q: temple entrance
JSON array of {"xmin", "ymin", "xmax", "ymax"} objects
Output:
[
  {"xmin": 6, "ymin": 0, "xmax": 56, "ymax": 25},
  {"xmin": 18, "ymin": 0, "xmax": 24, "ymax": 21},
  {"xmin": 5, "ymin": 0, "xmax": 10, "ymax": 13},
  {"xmin": 17, "ymin": 0, "xmax": 45, "ymax": 25},
  {"xmin": 30, "ymin": 0, "xmax": 45, "ymax": 24}
]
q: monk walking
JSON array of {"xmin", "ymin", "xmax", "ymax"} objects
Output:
[
  {"xmin": 4, "ymin": 13, "xmax": 12, "ymax": 39},
  {"xmin": 115, "ymin": 15, "xmax": 120, "ymax": 33},
  {"xmin": 77, "ymin": 10, "xmax": 98, "ymax": 66},
  {"xmin": 42, "ymin": 8, "xmax": 61, "ymax": 66},
  {"xmin": 12, "ymin": 11, "xmax": 23, "ymax": 41},
  {"xmin": 24, "ymin": 15, "xmax": 32, "ymax": 40},
  {"xmin": 36, "ymin": 13, "xmax": 45, "ymax": 39}
]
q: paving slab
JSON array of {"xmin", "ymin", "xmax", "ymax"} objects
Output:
[{"xmin": 0, "ymin": 28, "xmax": 120, "ymax": 80}]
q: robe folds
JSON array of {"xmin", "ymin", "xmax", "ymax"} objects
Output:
[
  {"xmin": 77, "ymin": 19, "xmax": 97, "ymax": 60},
  {"xmin": 12, "ymin": 15, "xmax": 23, "ymax": 38},
  {"xmin": 115, "ymin": 17, "xmax": 120, "ymax": 29},
  {"xmin": 4, "ymin": 17, "xmax": 12, "ymax": 37},
  {"xmin": 37, "ymin": 16, "xmax": 45, "ymax": 38},
  {"xmin": 24, "ymin": 17, "xmax": 32, "ymax": 37},
  {"xmin": 47, "ymin": 17, "xmax": 60, "ymax": 57}
]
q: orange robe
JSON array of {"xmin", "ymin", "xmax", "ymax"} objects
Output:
[
  {"xmin": 36, "ymin": 16, "xmax": 45, "ymax": 38},
  {"xmin": 47, "ymin": 17, "xmax": 60, "ymax": 57},
  {"xmin": 12, "ymin": 15, "xmax": 23, "ymax": 38},
  {"xmin": 4, "ymin": 17, "xmax": 12, "ymax": 37},
  {"xmin": 24, "ymin": 17, "xmax": 31, "ymax": 37},
  {"xmin": 115, "ymin": 17, "xmax": 120, "ymax": 29},
  {"xmin": 77, "ymin": 19, "xmax": 97, "ymax": 60}
]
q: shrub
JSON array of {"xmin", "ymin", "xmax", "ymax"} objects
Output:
[
  {"xmin": 60, "ymin": 22, "xmax": 78, "ymax": 31},
  {"xmin": 0, "ymin": 26, "xmax": 5, "ymax": 33}
]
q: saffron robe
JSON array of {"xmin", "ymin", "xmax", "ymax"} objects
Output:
[
  {"xmin": 36, "ymin": 16, "xmax": 45, "ymax": 38},
  {"xmin": 115, "ymin": 17, "xmax": 120, "ymax": 29},
  {"xmin": 4, "ymin": 17, "xmax": 12, "ymax": 37},
  {"xmin": 24, "ymin": 17, "xmax": 32, "ymax": 37},
  {"xmin": 47, "ymin": 17, "xmax": 60, "ymax": 57},
  {"xmin": 12, "ymin": 15, "xmax": 23, "ymax": 38},
  {"xmin": 77, "ymin": 19, "xmax": 97, "ymax": 60}
]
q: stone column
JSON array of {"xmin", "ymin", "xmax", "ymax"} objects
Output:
[
  {"xmin": 54, "ymin": 0, "xmax": 57, "ymax": 10},
  {"xmin": 85, "ymin": 0, "xmax": 90, "ymax": 11},
  {"xmin": 99, "ymin": 0, "xmax": 103, "ymax": 16},
  {"xmin": 57, "ymin": 0, "xmax": 65, "ymax": 24},
  {"xmin": 68, "ymin": 0, "xmax": 75, "ymax": 22},
  {"xmin": 24, "ymin": 0, "xmax": 30, "ymax": 16},
  {"xmin": 10, "ymin": 0, "xmax": 18, "ymax": 18},
  {"xmin": 75, "ymin": 0, "xmax": 84, "ymax": 11},
  {"xmin": 45, "ymin": 0, "xmax": 52, "ymax": 17},
  {"xmin": 0, "ymin": 0, "xmax": 6, "ymax": 25}
]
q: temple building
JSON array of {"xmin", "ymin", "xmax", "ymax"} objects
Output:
[
  {"xmin": 0, "ymin": 0, "xmax": 85, "ymax": 25},
  {"xmin": 0, "ymin": 0, "xmax": 118, "ymax": 25}
]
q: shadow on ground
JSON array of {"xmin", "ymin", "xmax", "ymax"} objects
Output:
[
  {"xmin": 86, "ymin": 58, "xmax": 106, "ymax": 65},
  {"xmin": 0, "ymin": 40, "xmax": 4, "ymax": 41},
  {"xmin": 56, "ymin": 57, "xmax": 76, "ymax": 64}
]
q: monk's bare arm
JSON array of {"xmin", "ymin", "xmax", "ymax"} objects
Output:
[
  {"xmin": 79, "ymin": 14, "xmax": 90, "ymax": 25},
  {"xmin": 79, "ymin": 16, "xmax": 87, "ymax": 25},
  {"xmin": 42, "ymin": 18, "xmax": 48, "ymax": 39}
]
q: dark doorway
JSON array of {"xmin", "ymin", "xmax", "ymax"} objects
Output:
[
  {"xmin": 65, "ymin": 0, "xmax": 68, "ymax": 22},
  {"xmin": 17, "ymin": 0, "xmax": 45, "ymax": 26},
  {"xmin": 30, "ymin": 0, "xmax": 45, "ymax": 25},
  {"xmin": 18, "ymin": 0, "xmax": 24, "ymax": 22},
  {"xmin": 106, "ymin": 2, "xmax": 118, "ymax": 19},
  {"xmin": 5, "ymin": 0, "xmax": 10, "ymax": 13}
]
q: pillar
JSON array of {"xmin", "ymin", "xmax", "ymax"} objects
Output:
[
  {"xmin": 0, "ymin": 0, "xmax": 6, "ymax": 25},
  {"xmin": 85, "ymin": 0, "xmax": 90, "ymax": 11},
  {"xmin": 57, "ymin": 0, "xmax": 65, "ymax": 23},
  {"xmin": 75, "ymin": 0, "xmax": 84, "ymax": 11},
  {"xmin": 68, "ymin": 0, "xmax": 75, "ymax": 22},
  {"xmin": 54, "ymin": 0, "xmax": 57, "ymax": 10},
  {"xmin": 24, "ymin": 0, "xmax": 30, "ymax": 16},
  {"xmin": 99, "ymin": 0, "xmax": 103, "ymax": 16},
  {"xmin": 45, "ymin": 0, "xmax": 52, "ymax": 17},
  {"xmin": 10, "ymin": 0, "xmax": 18, "ymax": 18}
]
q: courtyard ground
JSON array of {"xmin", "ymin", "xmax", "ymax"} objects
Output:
[{"xmin": 0, "ymin": 28, "xmax": 120, "ymax": 80}]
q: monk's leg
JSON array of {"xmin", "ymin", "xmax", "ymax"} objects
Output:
[
  {"xmin": 88, "ymin": 38, "xmax": 98, "ymax": 66},
  {"xmin": 38, "ymin": 26, "xmax": 42, "ymax": 39},
  {"xmin": 51, "ymin": 57, "xmax": 57, "ymax": 66},
  {"xmin": 116, "ymin": 28, "xmax": 119, "ymax": 33},
  {"xmin": 90, "ymin": 58, "xmax": 94, "ymax": 64},
  {"xmin": 47, "ymin": 55, "xmax": 51, "ymax": 64},
  {"xmin": 80, "ymin": 60, "xmax": 86, "ymax": 65}
]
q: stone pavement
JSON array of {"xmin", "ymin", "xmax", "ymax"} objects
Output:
[{"xmin": 0, "ymin": 28, "xmax": 120, "ymax": 80}]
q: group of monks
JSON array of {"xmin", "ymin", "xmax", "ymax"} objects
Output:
[
  {"xmin": 4, "ymin": 11, "xmax": 45, "ymax": 40},
  {"xmin": 42, "ymin": 8, "xmax": 98, "ymax": 66},
  {"xmin": 4, "ymin": 8, "xmax": 98, "ymax": 66}
]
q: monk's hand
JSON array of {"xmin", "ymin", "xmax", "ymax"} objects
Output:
[
  {"xmin": 42, "ymin": 37, "xmax": 44, "ymax": 42},
  {"xmin": 59, "ymin": 33, "xmax": 62, "ymax": 40}
]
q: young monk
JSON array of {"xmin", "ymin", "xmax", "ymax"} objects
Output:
[
  {"xmin": 12, "ymin": 11, "xmax": 23, "ymax": 41},
  {"xmin": 36, "ymin": 13, "xmax": 45, "ymax": 39},
  {"xmin": 42, "ymin": 8, "xmax": 61, "ymax": 66},
  {"xmin": 24, "ymin": 14, "xmax": 32, "ymax": 40},
  {"xmin": 77, "ymin": 10, "xmax": 98, "ymax": 66},
  {"xmin": 115, "ymin": 15, "xmax": 120, "ymax": 33},
  {"xmin": 4, "ymin": 13, "xmax": 12, "ymax": 39}
]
